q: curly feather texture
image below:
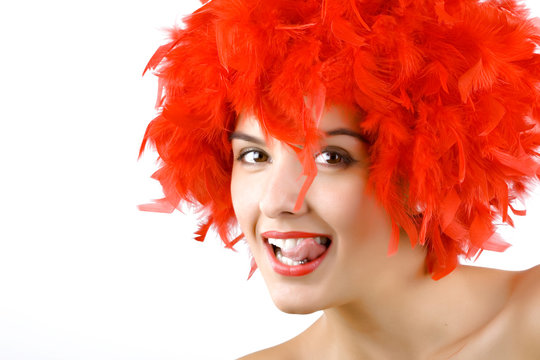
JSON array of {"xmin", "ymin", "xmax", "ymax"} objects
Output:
[{"xmin": 140, "ymin": 0, "xmax": 540, "ymax": 280}]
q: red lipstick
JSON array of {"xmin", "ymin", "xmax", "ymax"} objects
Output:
[
  {"xmin": 261, "ymin": 231, "xmax": 331, "ymax": 277},
  {"xmin": 261, "ymin": 231, "xmax": 330, "ymax": 239}
]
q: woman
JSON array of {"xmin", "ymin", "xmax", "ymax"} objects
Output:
[{"xmin": 141, "ymin": 0, "xmax": 540, "ymax": 358}]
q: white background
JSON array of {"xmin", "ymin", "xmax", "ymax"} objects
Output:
[{"xmin": 0, "ymin": 1, "xmax": 539, "ymax": 359}]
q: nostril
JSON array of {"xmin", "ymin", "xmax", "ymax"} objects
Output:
[{"xmin": 259, "ymin": 187, "xmax": 304, "ymax": 218}]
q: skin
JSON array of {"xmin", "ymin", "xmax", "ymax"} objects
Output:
[{"xmin": 230, "ymin": 106, "xmax": 540, "ymax": 360}]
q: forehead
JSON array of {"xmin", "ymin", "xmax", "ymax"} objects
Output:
[
  {"xmin": 318, "ymin": 105, "xmax": 361, "ymax": 132},
  {"xmin": 234, "ymin": 112, "xmax": 263, "ymax": 135},
  {"xmin": 234, "ymin": 105, "xmax": 362, "ymax": 135}
]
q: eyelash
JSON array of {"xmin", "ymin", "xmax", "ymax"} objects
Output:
[
  {"xmin": 236, "ymin": 148, "xmax": 270, "ymax": 164},
  {"xmin": 315, "ymin": 148, "xmax": 356, "ymax": 167},
  {"xmin": 236, "ymin": 147, "xmax": 356, "ymax": 167}
]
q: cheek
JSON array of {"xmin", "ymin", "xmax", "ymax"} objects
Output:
[
  {"xmin": 311, "ymin": 171, "xmax": 391, "ymax": 250},
  {"xmin": 230, "ymin": 167, "xmax": 259, "ymax": 237},
  {"xmin": 230, "ymin": 168, "xmax": 246, "ymax": 225},
  {"xmin": 310, "ymin": 171, "xmax": 367, "ymax": 226}
]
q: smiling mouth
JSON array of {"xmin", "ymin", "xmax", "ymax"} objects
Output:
[
  {"xmin": 260, "ymin": 232, "xmax": 332, "ymax": 276},
  {"xmin": 268, "ymin": 236, "xmax": 331, "ymax": 266}
]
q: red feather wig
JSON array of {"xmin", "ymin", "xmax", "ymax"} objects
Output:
[{"xmin": 140, "ymin": 0, "xmax": 540, "ymax": 280}]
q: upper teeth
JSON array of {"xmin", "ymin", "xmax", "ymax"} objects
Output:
[{"xmin": 267, "ymin": 236, "xmax": 327, "ymax": 249}]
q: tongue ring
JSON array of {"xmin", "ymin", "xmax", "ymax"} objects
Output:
[{"xmin": 279, "ymin": 238, "xmax": 327, "ymax": 262}]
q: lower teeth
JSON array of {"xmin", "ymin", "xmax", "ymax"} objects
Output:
[{"xmin": 275, "ymin": 248, "xmax": 308, "ymax": 266}]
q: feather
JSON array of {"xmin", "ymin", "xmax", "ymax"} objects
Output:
[
  {"xmin": 247, "ymin": 257, "xmax": 258, "ymax": 280},
  {"xmin": 350, "ymin": 0, "xmax": 371, "ymax": 31},
  {"xmin": 418, "ymin": 212, "xmax": 430, "ymax": 246},
  {"xmin": 331, "ymin": 17, "xmax": 366, "ymax": 47},
  {"xmin": 509, "ymin": 203, "xmax": 527, "ymax": 216},
  {"xmin": 478, "ymin": 97, "xmax": 506, "ymax": 136},
  {"xmin": 481, "ymin": 233, "xmax": 511, "ymax": 252},
  {"xmin": 137, "ymin": 198, "xmax": 176, "ymax": 213},
  {"xmin": 490, "ymin": 148, "xmax": 539, "ymax": 177},
  {"xmin": 387, "ymin": 219, "xmax": 401, "ymax": 256},
  {"xmin": 142, "ymin": 38, "xmax": 180, "ymax": 76},
  {"xmin": 440, "ymin": 188, "xmax": 460, "ymax": 231},
  {"xmin": 458, "ymin": 59, "xmax": 490, "ymax": 104},
  {"xmin": 434, "ymin": 0, "xmax": 455, "ymax": 25},
  {"xmin": 194, "ymin": 217, "xmax": 212, "ymax": 242},
  {"xmin": 228, "ymin": 233, "xmax": 244, "ymax": 249},
  {"xmin": 450, "ymin": 127, "xmax": 467, "ymax": 183},
  {"xmin": 139, "ymin": 0, "xmax": 540, "ymax": 280},
  {"xmin": 293, "ymin": 149, "xmax": 318, "ymax": 212}
]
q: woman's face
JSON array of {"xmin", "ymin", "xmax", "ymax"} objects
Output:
[{"xmin": 230, "ymin": 106, "xmax": 397, "ymax": 314}]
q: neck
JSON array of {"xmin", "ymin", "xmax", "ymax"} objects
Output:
[{"xmin": 312, "ymin": 246, "xmax": 514, "ymax": 359}]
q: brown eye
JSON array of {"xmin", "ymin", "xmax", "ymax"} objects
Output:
[
  {"xmin": 314, "ymin": 148, "xmax": 355, "ymax": 167},
  {"xmin": 238, "ymin": 149, "xmax": 270, "ymax": 164},
  {"xmin": 317, "ymin": 151, "xmax": 342, "ymax": 164}
]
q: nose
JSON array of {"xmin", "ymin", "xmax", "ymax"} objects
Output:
[{"xmin": 259, "ymin": 145, "xmax": 309, "ymax": 218}]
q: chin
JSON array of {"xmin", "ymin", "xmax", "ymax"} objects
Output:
[
  {"xmin": 273, "ymin": 299, "xmax": 321, "ymax": 315},
  {"xmin": 268, "ymin": 286, "xmax": 329, "ymax": 314}
]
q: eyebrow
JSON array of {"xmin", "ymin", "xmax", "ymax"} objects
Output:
[
  {"xmin": 229, "ymin": 132, "xmax": 266, "ymax": 145},
  {"xmin": 325, "ymin": 128, "xmax": 368, "ymax": 143},
  {"xmin": 228, "ymin": 128, "xmax": 369, "ymax": 145}
]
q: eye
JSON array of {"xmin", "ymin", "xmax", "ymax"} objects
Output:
[
  {"xmin": 314, "ymin": 148, "xmax": 355, "ymax": 167},
  {"xmin": 315, "ymin": 151, "xmax": 342, "ymax": 164},
  {"xmin": 237, "ymin": 149, "xmax": 270, "ymax": 164}
]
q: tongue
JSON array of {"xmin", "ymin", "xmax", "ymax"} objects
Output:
[{"xmin": 280, "ymin": 238, "xmax": 327, "ymax": 262}]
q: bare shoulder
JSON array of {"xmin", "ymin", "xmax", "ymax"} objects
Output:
[
  {"xmin": 513, "ymin": 264, "xmax": 540, "ymax": 311},
  {"xmin": 238, "ymin": 318, "xmax": 322, "ymax": 360},
  {"xmin": 236, "ymin": 340, "xmax": 296, "ymax": 360},
  {"xmin": 511, "ymin": 265, "xmax": 540, "ymax": 356},
  {"xmin": 237, "ymin": 317, "xmax": 322, "ymax": 360}
]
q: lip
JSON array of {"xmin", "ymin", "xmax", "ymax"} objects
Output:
[
  {"xmin": 261, "ymin": 231, "xmax": 331, "ymax": 239},
  {"xmin": 260, "ymin": 231, "xmax": 332, "ymax": 277}
]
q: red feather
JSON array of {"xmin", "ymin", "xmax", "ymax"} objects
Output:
[
  {"xmin": 140, "ymin": 0, "xmax": 540, "ymax": 280},
  {"xmin": 247, "ymin": 257, "xmax": 258, "ymax": 280},
  {"xmin": 194, "ymin": 218, "xmax": 212, "ymax": 242}
]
